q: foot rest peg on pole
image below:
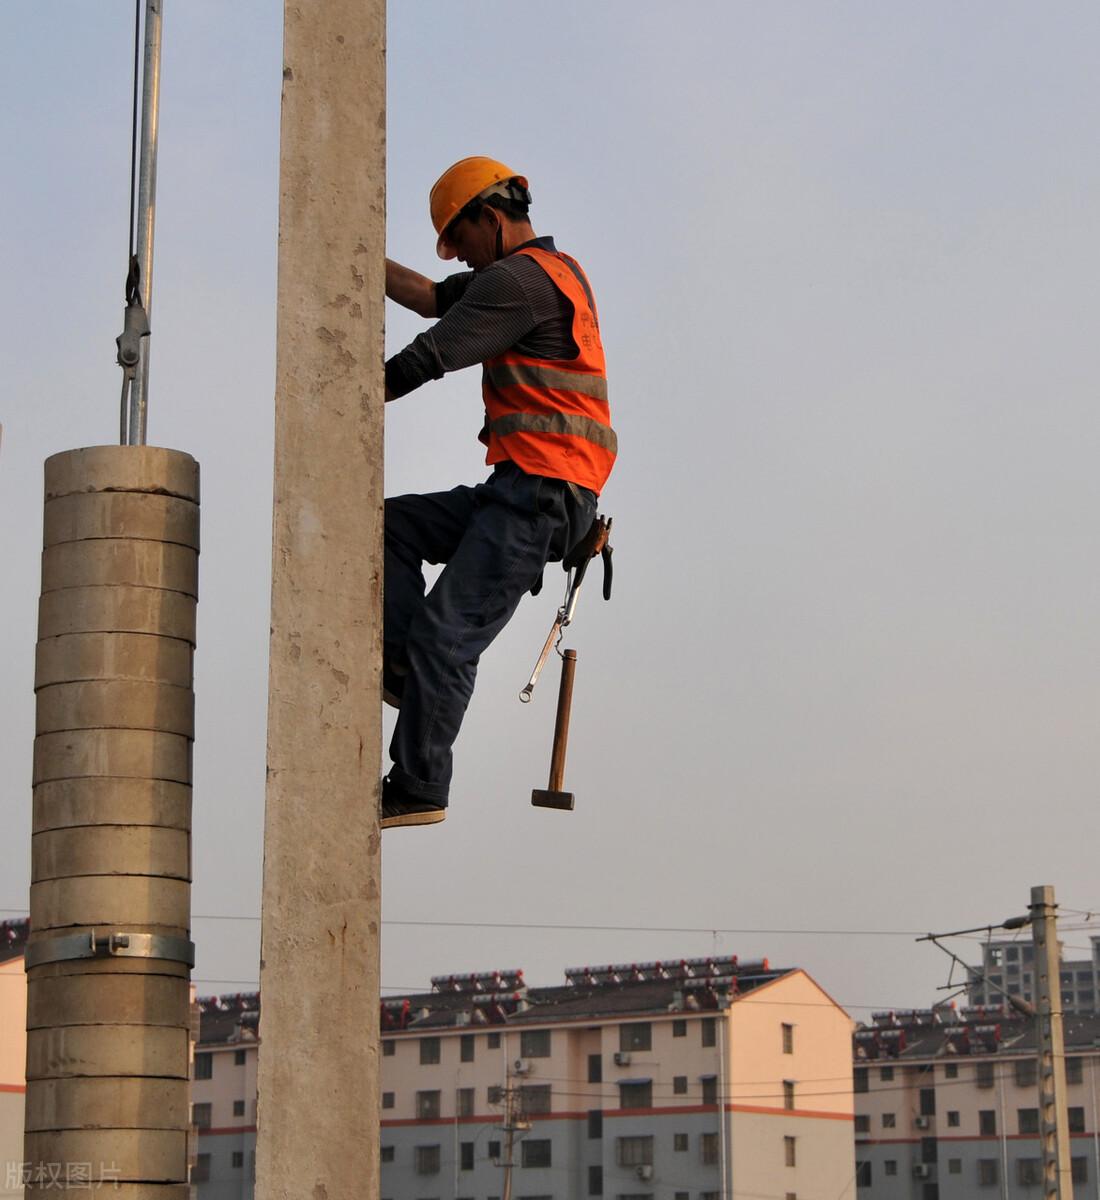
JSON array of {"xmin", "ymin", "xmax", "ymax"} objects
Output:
[{"xmin": 531, "ymin": 649, "xmax": 577, "ymax": 811}]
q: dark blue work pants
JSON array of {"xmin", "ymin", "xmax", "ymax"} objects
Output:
[{"xmin": 384, "ymin": 462, "xmax": 597, "ymax": 806}]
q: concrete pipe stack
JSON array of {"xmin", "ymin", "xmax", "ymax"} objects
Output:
[{"xmin": 25, "ymin": 446, "xmax": 198, "ymax": 1200}]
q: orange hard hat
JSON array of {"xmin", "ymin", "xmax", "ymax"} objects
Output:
[{"xmin": 429, "ymin": 156, "xmax": 530, "ymax": 260}]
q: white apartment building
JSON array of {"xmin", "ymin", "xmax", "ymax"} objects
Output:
[
  {"xmin": 853, "ymin": 1005, "xmax": 1100, "ymax": 1200},
  {"xmin": 967, "ymin": 937, "xmax": 1100, "ymax": 1015},
  {"xmin": 192, "ymin": 955, "xmax": 856, "ymax": 1200}
]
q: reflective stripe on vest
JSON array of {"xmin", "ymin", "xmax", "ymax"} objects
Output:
[
  {"xmin": 484, "ymin": 361, "xmax": 610, "ymax": 403},
  {"xmin": 481, "ymin": 246, "xmax": 616, "ymax": 495},
  {"xmin": 487, "ymin": 410, "xmax": 618, "ymax": 454}
]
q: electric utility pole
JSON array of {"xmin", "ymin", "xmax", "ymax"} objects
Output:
[
  {"xmin": 1031, "ymin": 884, "xmax": 1072, "ymax": 1200},
  {"xmin": 254, "ymin": 3, "xmax": 385, "ymax": 1199}
]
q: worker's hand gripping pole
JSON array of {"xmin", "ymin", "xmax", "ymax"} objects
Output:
[{"xmin": 531, "ymin": 649, "xmax": 577, "ymax": 810}]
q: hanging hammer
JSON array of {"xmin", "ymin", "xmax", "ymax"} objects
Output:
[{"xmin": 531, "ymin": 649, "xmax": 578, "ymax": 811}]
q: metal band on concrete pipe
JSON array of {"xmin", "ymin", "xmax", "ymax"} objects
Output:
[{"xmin": 26, "ymin": 445, "xmax": 198, "ymax": 1200}]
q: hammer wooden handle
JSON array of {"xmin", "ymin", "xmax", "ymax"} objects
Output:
[{"xmin": 547, "ymin": 650, "xmax": 577, "ymax": 791}]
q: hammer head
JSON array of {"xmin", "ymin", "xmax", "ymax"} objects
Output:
[{"xmin": 531, "ymin": 789, "xmax": 575, "ymax": 811}]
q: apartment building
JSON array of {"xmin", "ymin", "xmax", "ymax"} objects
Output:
[
  {"xmin": 967, "ymin": 936, "xmax": 1100, "ymax": 1015},
  {"xmin": 0, "ymin": 919, "xmax": 28, "ymax": 1199},
  {"xmin": 192, "ymin": 955, "xmax": 856, "ymax": 1200},
  {"xmin": 853, "ymin": 1005, "xmax": 1100, "ymax": 1199}
]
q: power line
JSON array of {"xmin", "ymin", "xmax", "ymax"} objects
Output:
[{"xmin": 0, "ymin": 906, "xmax": 932, "ymax": 937}]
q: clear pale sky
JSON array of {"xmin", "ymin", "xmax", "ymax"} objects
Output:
[{"xmin": 3, "ymin": 3, "xmax": 1100, "ymax": 1019}]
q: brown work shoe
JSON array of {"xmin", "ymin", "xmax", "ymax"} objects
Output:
[
  {"xmin": 380, "ymin": 775, "xmax": 446, "ymax": 829},
  {"xmin": 381, "ymin": 799, "xmax": 446, "ymax": 830}
]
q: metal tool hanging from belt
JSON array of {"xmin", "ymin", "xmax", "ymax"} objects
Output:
[{"xmin": 519, "ymin": 514, "xmax": 614, "ymax": 704}]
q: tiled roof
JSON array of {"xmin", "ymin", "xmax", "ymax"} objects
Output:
[
  {"xmin": 197, "ymin": 961, "xmax": 797, "ymax": 1045},
  {"xmin": 0, "ymin": 919, "xmax": 29, "ymax": 966}
]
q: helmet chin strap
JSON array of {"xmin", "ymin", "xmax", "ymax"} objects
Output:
[{"xmin": 494, "ymin": 218, "xmax": 505, "ymax": 263}]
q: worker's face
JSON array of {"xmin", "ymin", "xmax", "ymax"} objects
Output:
[{"xmin": 447, "ymin": 206, "xmax": 501, "ymax": 272}]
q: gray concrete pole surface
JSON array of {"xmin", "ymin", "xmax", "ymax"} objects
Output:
[
  {"xmin": 25, "ymin": 445, "xmax": 198, "ymax": 1200},
  {"xmin": 255, "ymin": 2, "xmax": 385, "ymax": 1198},
  {"xmin": 1031, "ymin": 884, "xmax": 1072, "ymax": 1199}
]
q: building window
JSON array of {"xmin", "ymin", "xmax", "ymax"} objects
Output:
[
  {"xmin": 976, "ymin": 1061, "xmax": 995, "ymax": 1089},
  {"xmin": 882, "ymin": 1112, "xmax": 896, "ymax": 1128},
  {"xmin": 460, "ymin": 1142, "xmax": 474, "ymax": 1171},
  {"xmin": 192, "ymin": 1155, "xmax": 210, "ymax": 1183},
  {"xmin": 234, "ymin": 1049, "xmax": 246, "ymax": 1066},
  {"xmin": 785, "ymin": 1137, "xmax": 797, "ymax": 1168},
  {"xmin": 519, "ymin": 1084, "xmax": 552, "ymax": 1115},
  {"xmin": 1073, "ymin": 1157, "xmax": 1088, "ymax": 1184},
  {"xmin": 616, "ymin": 1135, "xmax": 654, "ymax": 1167},
  {"xmin": 948, "ymin": 1158, "xmax": 961, "ymax": 1175},
  {"xmin": 854, "ymin": 1115, "xmax": 870, "ymax": 1134},
  {"xmin": 521, "ymin": 1029, "xmax": 551, "ymax": 1058},
  {"xmin": 1069, "ymin": 1106, "xmax": 1085, "ymax": 1134},
  {"xmin": 191, "ymin": 1103, "xmax": 211, "ymax": 1129},
  {"xmin": 588, "ymin": 1164, "xmax": 603, "ymax": 1195},
  {"xmin": 414, "ymin": 1145, "xmax": 440, "ymax": 1175},
  {"xmin": 382, "ymin": 1040, "xmax": 394, "ymax": 1056},
  {"xmin": 233, "ymin": 1099, "xmax": 246, "ymax": 1117},
  {"xmin": 194, "ymin": 1053, "xmax": 212, "ymax": 1080},
  {"xmin": 381, "ymin": 1091, "xmax": 394, "ymax": 1109},
  {"xmin": 885, "ymin": 1161, "xmax": 897, "ymax": 1176},
  {"xmin": 702, "ymin": 1076, "xmax": 718, "ymax": 1105},
  {"xmin": 853, "ymin": 1068, "xmax": 868, "ymax": 1093},
  {"xmin": 783, "ymin": 1080, "xmax": 795, "ymax": 1110},
  {"xmin": 460, "ymin": 1034, "xmax": 475, "ymax": 1062},
  {"xmin": 1017, "ymin": 1158, "xmax": 1042, "ymax": 1186},
  {"xmin": 457, "ymin": 1088, "xmax": 475, "ymax": 1117},
  {"xmin": 672, "ymin": 1019, "xmax": 687, "ymax": 1037},
  {"xmin": 855, "ymin": 1161, "xmax": 870, "ymax": 1187},
  {"xmin": 380, "ymin": 1145, "xmax": 394, "ymax": 1164},
  {"xmin": 521, "ymin": 1140, "xmax": 552, "ymax": 1168},
  {"xmin": 880, "ymin": 1065, "xmax": 894, "ymax": 1082},
  {"xmin": 619, "ymin": 1081, "xmax": 652, "ymax": 1109},
  {"xmin": 231, "ymin": 1152, "xmax": 244, "ymax": 1169},
  {"xmin": 1066, "ymin": 1056, "xmax": 1083, "ymax": 1085},
  {"xmin": 920, "ymin": 1137, "xmax": 937, "ymax": 1165},
  {"xmin": 1018, "ymin": 1108, "xmax": 1039, "ymax": 1135},
  {"xmin": 782, "ymin": 1023, "xmax": 794, "ymax": 1054},
  {"xmin": 620, "ymin": 1023, "xmax": 652, "ymax": 1052},
  {"xmin": 488, "ymin": 1085, "xmax": 505, "ymax": 1105},
  {"xmin": 588, "ymin": 1053, "xmax": 602, "ymax": 1083},
  {"xmin": 420, "ymin": 1037, "xmax": 441, "ymax": 1065},
  {"xmin": 587, "ymin": 1110, "xmax": 603, "ymax": 1139},
  {"xmin": 488, "ymin": 1140, "xmax": 501, "ymax": 1160},
  {"xmin": 979, "ymin": 1109, "xmax": 996, "ymax": 1135},
  {"xmin": 701, "ymin": 1017, "xmax": 717, "ymax": 1047},
  {"xmin": 919, "ymin": 1087, "xmax": 936, "ymax": 1115},
  {"xmin": 1015, "ymin": 1059, "xmax": 1037, "ymax": 1087},
  {"xmin": 673, "ymin": 1133, "xmax": 688, "ymax": 1152},
  {"xmin": 488, "ymin": 1031, "xmax": 501, "ymax": 1049},
  {"xmin": 944, "ymin": 1062, "xmax": 958, "ymax": 1078},
  {"xmin": 701, "ymin": 1133, "xmax": 719, "ymax": 1165},
  {"xmin": 947, "ymin": 1110, "xmax": 960, "ymax": 1127},
  {"xmin": 416, "ymin": 1090, "xmax": 441, "ymax": 1120}
]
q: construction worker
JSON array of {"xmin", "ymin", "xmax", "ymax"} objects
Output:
[{"xmin": 382, "ymin": 156, "xmax": 616, "ymax": 829}]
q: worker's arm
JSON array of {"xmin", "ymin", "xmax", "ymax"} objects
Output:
[
  {"xmin": 385, "ymin": 259, "xmax": 437, "ymax": 318},
  {"xmin": 385, "ymin": 263, "xmax": 536, "ymax": 400}
]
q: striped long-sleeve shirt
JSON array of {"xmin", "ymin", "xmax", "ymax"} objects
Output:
[{"xmin": 384, "ymin": 236, "xmax": 579, "ymax": 399}]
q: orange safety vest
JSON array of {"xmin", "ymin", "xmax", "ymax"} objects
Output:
[{"xmin": 480, "ymin": 246, "xmax": 616, "ymax": 496}]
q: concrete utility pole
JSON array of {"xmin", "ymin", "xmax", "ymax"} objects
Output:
[
  {"xmin": 26, "ymin": 446, "xmax": 199, "ymax": 1200},
  {"xmin": 254, "ymin": 2, "xmax": 385, "ymax": 1198},
  {"xmin": 1031, "ymin": 884, "xmax": 1072, "ymax": 1200}
]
